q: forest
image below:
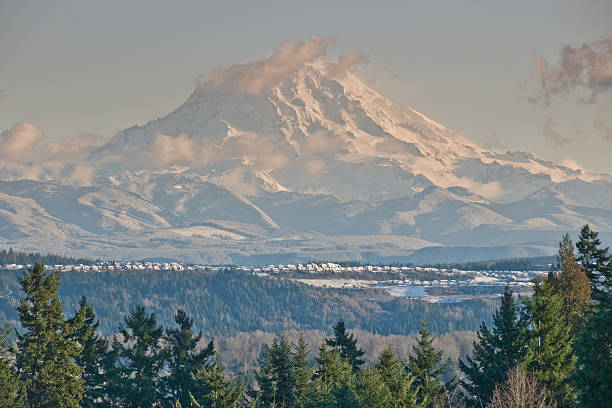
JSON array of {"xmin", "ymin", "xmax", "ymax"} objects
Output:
[
  {"xmin": 0, "ymin": 224, "xmax": 610, "ymax": 407},
  {"xmin": 0, "ymin": 268, "xmax": 499, "ymax": 337},
  {"xmin": 0, "ymin": 248, "xmax": 93, "ymax": 267}
]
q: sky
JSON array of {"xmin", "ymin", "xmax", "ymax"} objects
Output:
[{"xmin": 1, "ymin": 0, "xmax": 611, "ymax": 173}]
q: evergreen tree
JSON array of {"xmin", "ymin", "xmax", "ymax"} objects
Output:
[
  {"xmin": 111, "ymin": 305, "xmax": 168, "ymax": 408},
  {"xmin": 549, "ymin": 234, "xmax": 591, "ymax": 327},
  {"xmin": 302, "ymin": 342, "xmax": 355, "ymax": 407},
  {"xmin": 522, "ymin": 278, "xmax": 576, "ymax": 408},
  {"xmin": 164, "ymin": 309, "xmax": 215, "ymax": 407},
  {"xmin": 67, "ymin": 297, "xmax": 109, "ymax": 408},
  {"xmin": 16, "ymin": 263, "xmax": 85, "ymax": 408},
  {"xmin": 459, "ymin": 286, "xmax": 527, "ymax": 406},
  {"xmin": 189, "ymin": 362, "xmax": 244, "ymax": 408},
  {"xmin": 573, "ymin": 291, "xmax": 612, "ymax": 407},
  {"xmin": 326, "ymin": 320, "xmax": 365, "ymax": 371},
  {"xmin": 407, "ymin": 323, "xmax": 446, "ymax": 408},
  {"xmin": 575, "ymin": 224, "xmax": 611, "ymax": 297},
  {"xmin": 352, "ymin": 367, "xmax": 393, "ymax": 408},
  {"xmin": 312, "ymin": 342, "xmax": 352, "ymax": 388},
  {"xmin": 97, "ymin": 337, "xmax": 121, "ymax": 407},
  {"xmin": 376, "ymin": 346, "xmax": 420, "ymax": 408},
  {"xmin": 292, "ymin": 334, "xmax": 313, "ymax": 407},
  {"xmin": 253, "ymin": 336, "xmax": 299, "ymax": 408},
  {"xmin": 0, "ymin": 325, "xmax": 24, "ymax": 407}
]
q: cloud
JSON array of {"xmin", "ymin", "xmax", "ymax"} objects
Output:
[
  {"xmin": 201, "ymin": 36, "xmax": 336, "ymax": 94},
  {"xmin": 543, "ymin": 118, "xmax": 572, "ymax": 146},
  {"xmin": 0, "ymin": 122, "xmax": 100, "ymax": 183},
  {"xmin": 560, "ymin": 157, "xmax": 585, "ymax": 171},
  {"xmin": 135, "ymin": 133, "xmax": 203, "ymax": 169},
  {"xmin": 0, "ymin": 122, "xmax": 45, "ymax": 162},
  {"xmin": 456, "ymin": 177, "xmax": 505, "ymax": 200},
  {"xmin": 534, "ymin": 37, "xmax": 612, "ymax": 104},
  {"xmin": 128, "ymin": 125, "xmax": 294, "ymax": 173},
  {"xmin": 300, "ymin": 130, "xmax": 349, "ymax": 154},
  {"xmin": 326, "ymin": 51, "xmax": 366, "ymax": 78}
]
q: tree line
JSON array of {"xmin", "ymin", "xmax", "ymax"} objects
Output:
[
  {"xmin": 0, "ymin": 224, "xmax": 610, "ymax": 407},
  {"xmin": 0, "ymin": 248, "xmax": 93, "ymax": 267},
  {"xmin": 426, "ymin": 255, "xmax": 557, "ymax": 272}
]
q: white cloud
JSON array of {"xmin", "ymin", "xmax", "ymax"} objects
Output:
[
  {"xmin": 200, "ymin": 36, "xmax": 336, "ymax": 94},
  {"xmin": 560, "ymin": 157, "xmax": 585, "ymax": 171},
  {"xmin": 0, "ymin": 122, "xmax": 100, "ymax": 182},
  {"xmin": 326, "ymin": 51, "xmax": 366, "ymax": 78}
]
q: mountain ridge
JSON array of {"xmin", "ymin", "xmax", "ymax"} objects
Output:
[{"xmin": 1, "ymin": 63, "xmax": 611, "ymax": 263}]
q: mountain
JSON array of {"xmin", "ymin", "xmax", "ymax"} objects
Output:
[{"xmin": 1, "ymin": 63, "xmax": 611, "ymax": 263}]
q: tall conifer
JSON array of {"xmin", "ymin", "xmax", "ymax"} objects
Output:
[
  {"xmin": 253, "ymin": 336, "xmax": 298, "ymax": 408},
  {"xmin": 111, "ymin": 305, "xmax": 168, "ymax": 407},
  {"xmin": 67, "ymin": 297, "xmax": 109, "ymax": 408},
  {"xmin": 549, "ymin": 234, "xmax": 591, "ymax": 327},
  {"xmin": 576, "ymin": 224, "xmax": 611, "ymax": 297},
  {"xmin": 0, "ymin": 325, "xmax": 24, "ymax": 407},
  {"xmin": 522, "ymin": 278, "xmax": 577, "ymax": 407},
  {"xmin": 326, "ymin": 320, "xmax": 365, "ymax": 371},
  {"xmin": 164, "ymin": 309, "xmax": 215, "ymax": 407},
  {"xmin": 407, "ymin": 323, "xmax": 446, "ymax": 408},
  {"xmin": 376, "ymin": 346, "xmax": 420, "ymax": 408},
  {"xmin": 16, "ymin": 263, "xmax": 84, "ymax": 408},
  {"xmin": 459, "ymin": 286, "xmax": 527, "ymax": 406}
]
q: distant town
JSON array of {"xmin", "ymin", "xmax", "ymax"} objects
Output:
[{"xmin": 0, "ymin": 260, "xmax": 544, "ymax": 301}]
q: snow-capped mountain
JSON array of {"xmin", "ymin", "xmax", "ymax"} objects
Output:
[{"xmin": 1, "ymin": 63, "xmax": 610, "ymax": 263}]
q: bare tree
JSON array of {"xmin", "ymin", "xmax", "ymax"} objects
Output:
[{"xmin": 488, "ymin": 367, "xmax": 556, "ymax": 408}]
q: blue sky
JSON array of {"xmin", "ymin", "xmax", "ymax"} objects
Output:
[{"xmin": 1, "ymin": 0, "xmax": 611, "ymax": 172}]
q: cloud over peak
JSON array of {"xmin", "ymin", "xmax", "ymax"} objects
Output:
[
  {"xmin": 198, "ymin": 36, "xmax": 367, "ymax": 94},
  {"xmin": 201, "ymin": 36, "xmax": 336, "ymax": 94}
]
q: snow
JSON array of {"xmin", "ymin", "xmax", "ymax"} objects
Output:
[{"xmin": 1, "ymin": 64, "xmax": 611, "ymax": 263}]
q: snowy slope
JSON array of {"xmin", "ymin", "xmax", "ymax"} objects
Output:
[{"xmin": 1, "ymin": 63, "xmax": 611, "ymax": 262}]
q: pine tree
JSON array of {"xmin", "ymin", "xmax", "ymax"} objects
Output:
[
  {"xmin": 164, "ymin": 309, "xmax": 215, "ymax": 407},
  {"xmin": 189, "ymin": 362, "xmax": 244, "ymax": 408},
  {"xmin": 576, "ymin": 224, "xmax": 611, "ymax": 297},
  {"xmin": 572, "ymin": 225, "xmax": 612, "ymax": 406},
  {"xmin": 0, "ymin": 325, "xmax": 24, "ymax": 407},
  {"xmin": 67, "ymin": 297, "xmax": 109, "ymax": 408},
  {"xmin": 305, "ymin": 343, "xmax": 353, "ymax": 407},
  {"xmin": 376, "ymin": 346, "xmax": 420, "ymax": 408},
  {"xmin": 326, "ymin": 320, "xmax": 365, "ymax": 371},
  {"xmin": 549, "ymin": 234, "xmax": 591, "ymax": 327},
  {"xmin": 112, "ymin": 305, "xmax": 168, "ymax": 408},
  {"xmin": 522, "ymin": 278, "xmax": 577, "ymax": 408},
  {"xmin": 16, "ymin": 263, "xmax": 85, "ymax": 408},
  {"xmin": 313, "ymin": 342, "xmax": 352, "ymax": 388},
  {"xmin": 459, "ymin": 286, "xmax": 527, "ymax": 406},
  {"xmin": 253, "ymin": 336, "xmax": 298, "ymax": 408},
  {"xmin": 353, "ymin": 367, "xmax": 393, "ymax": 408},
  {"xmin": 407, "ymin": 323, "xmax": 446, "ymax": 408},
  {"xmin": 292, "ymin": 334, "xmax": 313, "ymax": 407},
  {"xmin": 573, "ymin": 290, "xmax": 612, "ymax": 407}
]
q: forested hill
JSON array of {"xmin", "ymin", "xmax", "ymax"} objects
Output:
[
  {"xmin": 0, "ymin": 268, "xmax": 498, "ymax": 337},
  {"xmin": 0, "ymin": 248, "xmax": 93, "ymax": 266},
  {"xmin": 426, "ymin": 255, "xmax": 556, "ymax": 271}
]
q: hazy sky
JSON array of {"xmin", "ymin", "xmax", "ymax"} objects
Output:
[{"xmin": 1, "ymin": 0, "xmax": 611, "ymax": 173}]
